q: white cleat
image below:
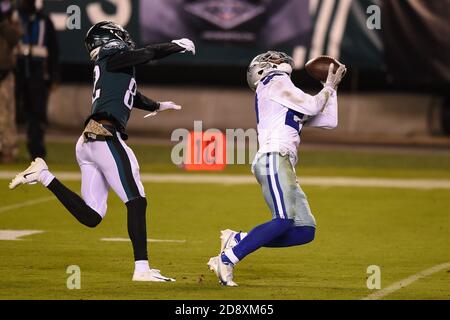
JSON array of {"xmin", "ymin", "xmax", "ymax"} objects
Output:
[
  {"xmin": 207, "ymin": 256, "xmax": 218, "ymax": 275},
  {"xmin": 9, "ymin": 158, "xmax": 48, "ymax": 190},
  {"xmin": 207, "ymin": 255, "xmax": 238, "ymax": 287},
  {"xmin": 220, "ymin": 229, "xmax": 239, "ymax": 251},
  {"xmin": 132, "ymin": 268, "xmax": 175, "ymax": 282}
]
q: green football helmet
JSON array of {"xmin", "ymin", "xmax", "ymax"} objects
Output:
[{"xmin": 85, "ymin": 21, "xmax": 135, "ymax": 60}]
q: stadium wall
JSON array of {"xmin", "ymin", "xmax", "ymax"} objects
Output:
[{"xmin": 49, "ymin": 85, "xmax": 441, "ymax": 139}]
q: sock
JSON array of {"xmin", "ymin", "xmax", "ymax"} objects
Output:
[
  {"xmin": 47, "ymin": 178, "xmax": 102, "ymax": 228},
  {"xmin": 126, "ymin": 197, "xmax": 148, "ymax": 261},
  {"xmin": 235, "ymin": 232, "xmax": 247, "ymax": 243},
  {"xmin": 264, "ymin": 226, "xmax": 316, "ymax": 247},
  {"xmin": 222, "ymin": 249, "xmax": 239, "ymax": 265},
  {"xmin": 231, "ymin": 219, "xmax": 294, "ymax": 262},
  {"xmin": 221, "ymin": 232, "xmax": 246, "ymax": 265},
  {"xmin": 38, "ymin": 169, "xmax": 55, "ymax": 187},
  {"xmin": 135, "ymin": 260, "xmax": 150, "ymax": 272}
]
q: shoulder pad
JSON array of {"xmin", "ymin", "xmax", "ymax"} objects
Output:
[
  {"xmin": 98, "ymin": 40, "xmax": 128, "ymax": 59},
  {"xmin": 261, "ymin": 72, "xmax": 288, "ymax": 86}
]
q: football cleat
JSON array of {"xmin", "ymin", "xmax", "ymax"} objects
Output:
[
  {"xmin": 207, "ymin": 255, "xmax": 238, "ymax": 287},
  {"xmin": 132, "ymin": 268, "xmax": 175, "ymax": 282},
  {"xmin": 9, "ymin": 158, "xmax": 48, "ymax": 190},
  {"xmin": 220, "ymin": 229, "xmax": 240, "ymax": 252}
]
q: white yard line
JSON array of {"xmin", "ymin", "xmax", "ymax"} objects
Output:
[
  {"xmin": 101, "ymin": 237, "xmax": 186, "ymax": 243},
  {"xmin": 1, "ymin": 171, "xmax": 450, "ymax": 189},
  {"xmin": 362, "ymin": 262, "xmax": 450, "ymax": 300},
  {"xmin": 0, "ymin": 230, "xmax": 44, "ymax": 240},
  {"xmin": 0, "ymin": 196, "xmax": 55, "ymax": 214}
]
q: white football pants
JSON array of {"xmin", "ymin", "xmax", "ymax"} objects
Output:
[{"xmin": 75, "ymin": 133, "xmax": 145, "ymax": 217}]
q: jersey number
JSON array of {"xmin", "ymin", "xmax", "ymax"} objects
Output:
[
  {"xmin": 92, "ymin": 66, "xmax": 137, "ymax": 109},
  {"xmin": 92, "ymin": 65, "xmax": 101, "ymax": 103},
  {"xmin": 285, "ymin": 109, "xmax": 304, "ymax": 133},
  {"xmin": 124, "ymin": 78, "xmax": 137, "ymax": 109}
]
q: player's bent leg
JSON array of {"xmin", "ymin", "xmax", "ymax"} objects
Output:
[
  {"xmin": 224, "ymin": 152, "xmax": 299, "ymax": 259},
  {"xmin": 261, "ymin": 153, "xmax": 317, "ymax": 247},
  {"xmin": 47, "ymin": 179, "xmax": 103, "ymax": 228},
  {"xmin": 208, "ymin": 218, "xmax": 293, "ymax": 286},
  {"xmin": 218, "ymin": 225, "xmax": 314, "ymax": 251},
  {"xmin": 99, "ymin": 133, "xmax": 145, "ymax": 203},
  {"xmin": 80, "ymin": 164, "xmax": 108, "ymax": 219},
  {"xmin": 220, "ymin": 229, "xmax": 247, "ymax": 252},
  {"xmin": 9, "ymin": 157, "xmax": 103, "ymax": 228},
  {"xmin": 208, "ymin": 152, "xmax": 296, "ymax": 286},
  {"xmin": 225, "ymin": 218, "xmax": 294, "ymax": 263},
  {"xmin": 264, "ymin": 225, "xmax": 315, "ymax": 247}
]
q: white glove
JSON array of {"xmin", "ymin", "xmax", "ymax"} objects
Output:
[
  {"xmin": 324, "ymin": 63, "xmax": 347, "ymax": 90},
  {"xmin": 144, "ymin": 101, "xmax": 182, "ymax": 118},
  {"xmin": 171, "ymin": 38, "xmax": 196, "ymax": 55}
]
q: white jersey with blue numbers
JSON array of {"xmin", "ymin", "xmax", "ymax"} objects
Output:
[{"xmin": 253, "ymin": 71, "xmax": 338, "ymax": 166}]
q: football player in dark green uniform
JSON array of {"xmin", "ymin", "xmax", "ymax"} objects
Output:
[{"xmin": 10, "ymin": 21, "xmax": 195, "ymax": 282}]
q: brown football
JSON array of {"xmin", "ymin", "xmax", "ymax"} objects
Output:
[{"xmin": 305, "ymin": 55, "xmax": 343, "ymax": 82}]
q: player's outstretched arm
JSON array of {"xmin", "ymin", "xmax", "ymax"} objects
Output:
[
  {"xmin": 133, "ymin": 91, "xmax": 160, "ymax": 112},
  {"xmin": 133, "ymin": 91, "xmax": 182, "ymax": 118},
  {"xmin": 170, "ymin": 38, "xmax": 196, "ymax": 55},
  {"xmin": 143, "ymin": 101, "xmax": 182, "ymax": 118},
  {"xmin": 106, "ymin": 38, "xmax": 195, "ymax": 71}
]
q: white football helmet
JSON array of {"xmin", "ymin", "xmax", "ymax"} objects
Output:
[{"xmin": 246, "ymin": 51, "xmax": 294, "ymax": 91}]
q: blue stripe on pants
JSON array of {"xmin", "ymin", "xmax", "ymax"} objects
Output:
[
  {"xmin": 266, "ymin": 154, "xmax": 280, "ymax": 217},
  {"xmin": 272, "ymin": 154, "xmax": 287, "ymax": 217}
]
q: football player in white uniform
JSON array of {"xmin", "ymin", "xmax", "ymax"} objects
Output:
[{"xmin": 208, "ymin": 51, "xmax": 346, "ymax": 286}]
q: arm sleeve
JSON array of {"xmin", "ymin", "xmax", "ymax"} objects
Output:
[
  {"xmin": 269, "ymin": 77, "xmax": 336, "ymax": 116},
  {"xmin": 106, "ymin": 42, "xmax": 184, "ymax": 72},
  {"xmin": 133, "ymin": 91, "xmax": 160, "ymax": 112},
  {"xmin": 304, "ymin": 90, "xmax": 338, "ymax": 129}
]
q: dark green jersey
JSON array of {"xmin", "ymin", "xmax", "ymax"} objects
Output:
[
  {"xmin": 85, "ymin": 38, "xmax": 185, "ymax": 136},
  {"xmin": 90, "ymin": 40, "xmax": 136, "ymax": 131}
]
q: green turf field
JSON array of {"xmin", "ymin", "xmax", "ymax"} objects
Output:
[{"xmin": 0, "ymin": 142, "xmax": 449, "ymax": 299}]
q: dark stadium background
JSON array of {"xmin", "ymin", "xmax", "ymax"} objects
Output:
[{"xmin": 40, "ymin": 0, "xmax": 450, "ymax": 138}]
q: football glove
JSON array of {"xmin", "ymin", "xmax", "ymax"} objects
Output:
[
  {"xmin": 324, "ymin": 63, "xmax": 347, "ymax": 90},
  {"xmin": 171, "ymin": 38, "xmax": 196, "ymax": 55},
  {"xmin": 144, "ymin": 101, "xmax": 182, "ymax": 118}
]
